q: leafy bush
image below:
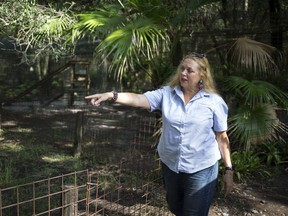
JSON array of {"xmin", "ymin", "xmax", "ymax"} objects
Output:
[
  {"xmin": 229, "ymin": 151, "xmax": 267, "ymax": 182},
  {"xmin": 256, "ymin": 141, "xmax": 283, "ymax": 166}
]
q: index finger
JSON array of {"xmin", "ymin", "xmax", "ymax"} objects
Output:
[{"xmin": 85, "ymin": 94, "xmax": 98, "ymax": 99}]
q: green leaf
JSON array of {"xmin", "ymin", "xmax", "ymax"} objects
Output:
[
  {"xmin": 224, "ymin": 76, "xmax": 288, "ymax": 108},
  {"xmin": 96, "ymin": 17, "xmax": 169, "ymax": 80},
  {"xmin": 229, "ymin": 103, "xmax": 288, "ymax": 150}
]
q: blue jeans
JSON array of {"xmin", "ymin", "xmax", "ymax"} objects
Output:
[{"xmin": 161, "ymin": 162, "xmax": 218, "ymax": 216}]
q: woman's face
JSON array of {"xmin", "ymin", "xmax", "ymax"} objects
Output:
[{"xmin": 179, "ymin": 58, "xmax": 202, "ymax": 92}]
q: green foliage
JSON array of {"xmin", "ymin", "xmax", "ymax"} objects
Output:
[
  {"xmin": 0, "ymin": 159, "xmax": 13, "ymax": 186},
  {"xmin": 225, "ymin": 76, "xmax": 288, "ymax": 150},
  {"xmin": 225, "ymin": 76, "xmax": 288, "ymax": 108},
  {"xmin": 0, "ymin": 139, "xmax": 84, "ymax": 188},
  {"xmin": 230, "ymin": 151, "xmax": 265, "ymax": 182},
  {"xmin": 71, "ymin": 0, "xmax": 219, "ymax": 84},
  {"xmin": 221, "ymin": 38, "xmax": 288, "ymax": 153},
  {"xmin": 72, "ymin": 1, "xmax": 170, "ymax": 81},
  {"xmin": 228, "ymin": 103, "xmax": 287, "ymax": 150},
  {"xmin": 73, "ymin": 6, "xmax": 127, "ymax": 38},
  {"xmin": 256, "ymin": 141, "xmax": 287, "ymax": 166},
  {"xmin": 97, "ymin": 173, "xmax": 120, "ymax": 191},
  {"xmin": 0, "ymin": 1, "xmax": 76, "ymax": 62}
]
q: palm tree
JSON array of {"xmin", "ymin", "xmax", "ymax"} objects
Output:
[
  {"xmin": 70, "ymin": 0, "xmax": 288, "ymax": 151},
  {"xmin": 224, "ymin": 76, "xmax": 288, "ymax": 150},
  {"xmin": 3, "ymin": 0, "xmax": 288, "ymax": 151},
  {"xmin": 71, "ymin": 0, "xmax": 218, "ymax": 85},
  {"xmin": 224, "ymin": 38, "xmax": 288, "ymax": 151}
]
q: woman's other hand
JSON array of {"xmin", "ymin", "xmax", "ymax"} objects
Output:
[{"xmin": 223, "ymin": 170, "xmax": 233, "ymax": 197}]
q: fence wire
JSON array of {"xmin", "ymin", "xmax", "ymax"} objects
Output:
[{"xmin": 0, "ymin": 103, "xmax": 172, "ymax": 216}]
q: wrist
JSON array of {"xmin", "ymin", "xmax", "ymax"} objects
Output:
[
  {"xmin": 106, "ymin": 92, "xmax": 113, "ymax": 100},
  {"xmin": 111, "ymin": 91, "xmax": 118, "ymax": 102},
  {"xmin": 224, "ymin": 165, "xmax": 235, "ymax": 174}
]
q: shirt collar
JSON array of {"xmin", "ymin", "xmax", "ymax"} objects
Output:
[{"xmin": 172, "ymin": 86, "xmax": 209, "ymax": 100}]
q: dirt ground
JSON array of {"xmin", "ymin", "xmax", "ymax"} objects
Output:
[{"xmin": 210, "ymin": 170, "xmax": 288, "ymax": 216}]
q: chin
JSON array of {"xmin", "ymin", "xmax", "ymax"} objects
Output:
[{"xmin": 180, "ymin": 83, "xmax": 188, "ymax": 89}]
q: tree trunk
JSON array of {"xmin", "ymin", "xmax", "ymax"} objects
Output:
[
  {"xmin": 35, "ymin": 55, "xmax": 50, "ymax": 105},
  {"xmin": 269, "ymin": 0, "xmax": 283, "ymax": 50}
]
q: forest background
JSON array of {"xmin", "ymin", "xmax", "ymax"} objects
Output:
[{"xmin": 0, "ymin": 0, "xmax": 288, "ymax": 215}]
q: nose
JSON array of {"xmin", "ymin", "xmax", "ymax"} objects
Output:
[{"xmin": 181, "ymin": 69, "xmax": 188, "ymax": 75}]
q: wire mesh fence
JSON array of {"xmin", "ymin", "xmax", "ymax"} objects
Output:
[
  {"xmin": 0, "ymin": 103, "xmax": 172, "ymax": 216},
  {"xmin": 0, "ymin": 170, "xmax": 88, "ymax": 216}
]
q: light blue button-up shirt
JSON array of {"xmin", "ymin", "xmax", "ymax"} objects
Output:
[{"xmin": 144, "ymin": 86, "xmax": 228, "ymax": 174}]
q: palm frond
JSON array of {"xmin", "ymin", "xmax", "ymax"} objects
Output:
[
  {"xmin": 251, "ymin": 80, "xmax": 288, "ymax": 107},
  {"xmin": 229, "ymin": 104, "xmax": 287, "ymax": 151},
  {"xmin": 72, "ymin": 6, "xmax": 126, "ymax": 41},
  {"xmin": 96, "ymin": 17, "xmax": 169, "ymax": 80},
  {"xmin": 128, "ymin": 0, "xmax": 170, "ymax": 25},
  {"xmin": 227, "ymin": 37, "xmax": 279, "ymax": 77},
  {"xmin": 224, "ymin": 76, "xmax": 288, "ymax": 108},
  {"xmin": 34, "ymin": 13, "xmax": 75, "ymax": 45}
]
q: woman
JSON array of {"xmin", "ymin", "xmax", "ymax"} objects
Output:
[{"xmin": 85, "ymin": 53, "xmax": 233, "ymax": 216}]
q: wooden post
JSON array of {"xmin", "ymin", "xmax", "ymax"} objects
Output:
[
  {"xmin": 68, "ymin": 63, "xmax": 75, "ymax": 107},
  {"xmin": 85, "ymin": 64, "xmax": 91, "ymax": 96},
  {"xmin": 0, "ymin": 103, "xmax": 2, "ymax": 132},
  {"xmin": 63, "ymin": 185, "xmax": 78, "ymax": 216},
  {"xmin": 74, "ymin": 111, "xmax": 84, "ymax": 157}
]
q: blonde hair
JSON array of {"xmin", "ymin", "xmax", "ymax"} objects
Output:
[{"xmin": 166, "ymin": 54, "xmax": 218, "ymax": 93}]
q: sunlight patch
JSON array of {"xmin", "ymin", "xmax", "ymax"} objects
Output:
[
  {"xmin": 2, "ymin": 120, "xmax": 17, "ymax": 126},
  {"xmin": 0, "ymin": 142, "xmax": 23, "ymax": 152},
  {"xmin": 9, "ymin": 128, "xmax": 33, "ymax": 133},
  {"xmin": 42, "ymin": 154, "xmax": 74, "ymax": 163}
]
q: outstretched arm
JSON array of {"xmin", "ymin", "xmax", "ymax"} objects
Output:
[{"xmin": 85, "ymin": 92, "xmax": 151, "ymax": 109}]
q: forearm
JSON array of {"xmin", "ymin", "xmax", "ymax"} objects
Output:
[
  {"xmin": 217, "ymin": 131, "xmax": 234, "ymax": 196},
  {"xmin": 216, "ymin": 132, "xmax": 232, "ymax": 167},
  {"xmin": 220, "ymin": 144, "xmax": 232, "ymax": 167},
  {"xmin": 85, "ymin": 91, "xmax": 150, "ymax": 109},
  {"xmin": 109, "ymin": 92, "xmax": 149, "ymax": 108}
]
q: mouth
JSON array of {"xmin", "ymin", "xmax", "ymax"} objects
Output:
[{"xmin": 181, "ymin": 77, "xmax": 188, "ymax": 82}]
